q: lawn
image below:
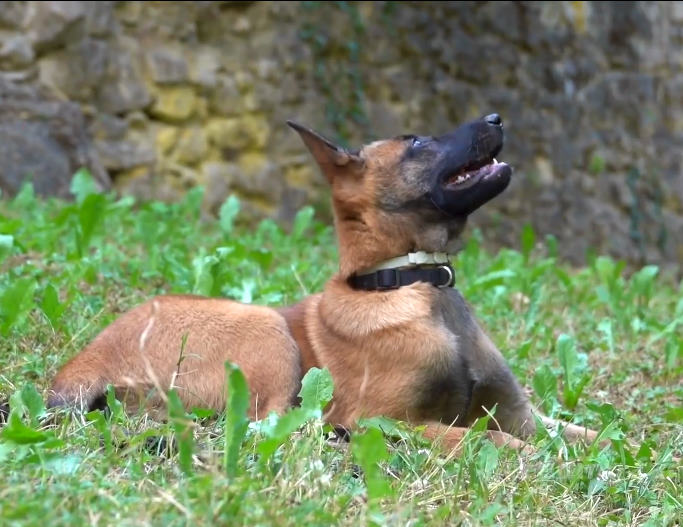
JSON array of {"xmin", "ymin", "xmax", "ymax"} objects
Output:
[{"xmin": 0, "ymin": 172, "xmax": 681, "ymax": 526}]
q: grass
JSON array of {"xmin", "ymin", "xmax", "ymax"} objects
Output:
[{"xmin": 0, "ymin": 172, "xmax": 681, "ymax": 526}]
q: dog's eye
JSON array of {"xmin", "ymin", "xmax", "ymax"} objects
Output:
[{"xmin": 412, "ymin": 137, "xmax": 424, "ymax": 147}]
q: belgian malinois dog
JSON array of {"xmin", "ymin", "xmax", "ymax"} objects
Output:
[{"xmin": 45, "ymin": 113, "xmax": 600, "ymax": 454}]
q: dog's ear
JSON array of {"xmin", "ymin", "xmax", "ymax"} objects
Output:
[{"xmin": 287, "ymin": 120, "xmax": 363, "ymax": 182}]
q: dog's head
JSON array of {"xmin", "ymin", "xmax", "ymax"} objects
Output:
[{"xmin": 288, "ymin": 114, "xmax": 512, "ymax": 276}]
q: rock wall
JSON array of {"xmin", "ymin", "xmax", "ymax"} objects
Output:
[{"xmin": 0, "ymin": 1, "xmax": 681, "ymax": 272}]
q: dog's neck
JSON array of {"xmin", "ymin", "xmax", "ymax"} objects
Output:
[{"xmin": 334, "ymin": 214, "xmax": 463, "ymax": 278}]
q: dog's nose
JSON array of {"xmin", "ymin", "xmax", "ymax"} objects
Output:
[{"xmin": 485, "ymin": 113, "xmax": 502, "ymax": 126}]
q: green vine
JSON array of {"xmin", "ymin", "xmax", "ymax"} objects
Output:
[
  {"xmin": 649, "ymin": 172, "xmax": 668, "ymax": 254},
  {"xmin": 626, "ymin": 168, "xmax": 645, "ymax": 262},
  {"xmin": 298, "ymin": 1, "xmax": 371, "ymax": 147}
]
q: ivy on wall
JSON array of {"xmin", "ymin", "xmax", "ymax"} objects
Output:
[{"xmin": 297, "ymin": 1, "xmax": 371, "ymax": 147}]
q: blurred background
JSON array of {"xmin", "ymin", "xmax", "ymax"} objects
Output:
[{"xmin": 0, "ymin": 1, "xmax": 681, "ymax": 274}]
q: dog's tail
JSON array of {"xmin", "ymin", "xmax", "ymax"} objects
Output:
[{"xmin": 47, "ymin": 360, "xmax": 110, "ymax": 412}]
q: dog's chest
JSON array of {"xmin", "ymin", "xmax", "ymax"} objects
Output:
[
  {"xmin": 411, "ymin": 289, "xmax": 480, "ymax": 424},
  {"xmin": 312, "ymin": 284, "xmax": 479, "ymax": 426},
  {"xmin": 412, "ymin": 348, "xmax": 474, "ymax": 425}
]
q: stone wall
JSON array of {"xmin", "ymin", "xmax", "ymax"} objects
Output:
[{"xmin": 0, "ymin": 1, "xmax": 681, "ymax": 273}]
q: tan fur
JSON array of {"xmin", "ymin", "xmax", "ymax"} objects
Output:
[
  {"xmin": 51, "ymin": 295, "xmax": 300, "ymax": 420},
  {"xmin": 304, "ymin": 279, "xmax": 452, "ymax": 426},
  {"xmin": 48, "ymin": 119, "xmax": 604, "ymax": 457}
]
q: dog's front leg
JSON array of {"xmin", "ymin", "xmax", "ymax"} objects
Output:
[
  {"xmin": 418, "ymin": 421, "xmax": 534, "ymax": 457},
  {"xmin": 534, "ymin": 412, "xmax": 600, "ymax": 445}
]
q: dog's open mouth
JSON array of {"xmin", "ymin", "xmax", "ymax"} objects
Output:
[
  {"xmin": 425, "ymin": 115, "xmax": 513, "ymax": 217},
  {"xmin": 443, "ymin": 158, "xmax": 509, "ymax": 190},
  {"xmin": 430, "ymin": 154, "xmax": 512, "ymax": 217}
]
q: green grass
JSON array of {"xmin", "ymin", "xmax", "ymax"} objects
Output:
[{"xmin": 0, "ymin": 173, "xmax": 681, "ymax": 526}]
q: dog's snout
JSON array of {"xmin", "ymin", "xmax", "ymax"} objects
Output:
[{"xmin": 485, "ymin": 113, "xmax": 502, "ymax": 126}]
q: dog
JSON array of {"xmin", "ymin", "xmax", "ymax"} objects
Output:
[{"xmin": 44, "ymin": 113, "xmax": 600, "ymax": 455}]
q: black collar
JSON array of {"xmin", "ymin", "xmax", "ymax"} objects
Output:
[{"xmin": 348, "ymin": 263, "xmax": 455, "ymax": 291}]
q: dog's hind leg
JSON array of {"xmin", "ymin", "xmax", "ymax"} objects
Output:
[{"xmin": 48, "ymin": 296, "xmax": 302, "ymax": 419}]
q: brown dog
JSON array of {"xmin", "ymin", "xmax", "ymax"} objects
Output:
[{"xmin": 47, "ymin": 114, "xmax": 599, "ymax": 454}]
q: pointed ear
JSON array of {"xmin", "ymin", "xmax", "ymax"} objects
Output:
[{"xmin": 287, "ymin": 120, "xmax": 363, "ymax": 182}]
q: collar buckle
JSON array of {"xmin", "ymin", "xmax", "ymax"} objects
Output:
[{"xmin": 437, "ymin": 265, "xmax": 454, "ymax": 288}]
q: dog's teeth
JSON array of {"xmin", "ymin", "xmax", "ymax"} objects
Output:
[
  {"xmin": 493, "ymin": 158, "xmax": 498, "ymax": 164},
  {"xmin": 453, "ymin": 172, "xmax": 474, "ymax": 184}
]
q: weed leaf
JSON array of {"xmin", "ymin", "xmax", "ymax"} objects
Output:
[
  {"xmin": 224, "ymin": 362, "xmax": 250, "ymax": 478},
  {"xmin": 219, "ymin": 195, "xmax": 241, "ymax": 235},
  {"xmin": 0, "ymin": 277, "xmax": 36, "ymax": 336},
  {"xmin": 351, "ymin": 427, "xmax": 393, "ymax": 506},
  {"xmin": 532, "ymin": 364, "xmax": 558, "ymax": 414},
  {"xmin": 299, "ymin": 367, "xmax": 334, "ymax": 415},
  {"xmin": 70, "ymin": 168, "xmax": 99, "ymax": 204},
  {"xmin": 168, "ymin": 389, "xmax": 194, "ymax": 476}
]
